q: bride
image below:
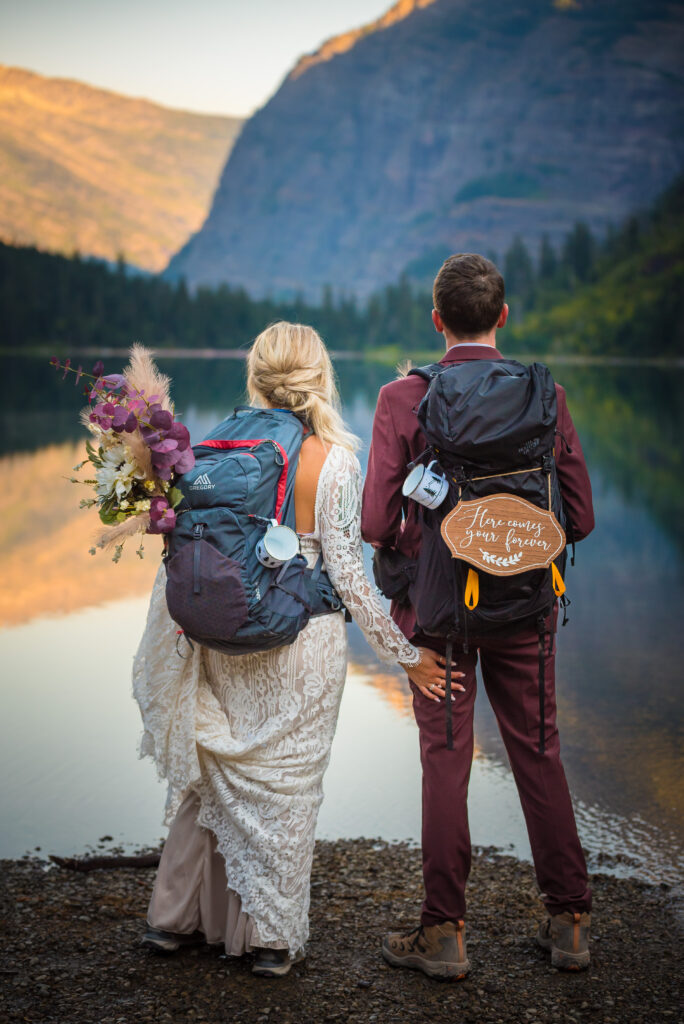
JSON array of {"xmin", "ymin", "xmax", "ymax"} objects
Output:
[{"xmin": 132, "ymin": 322, "xmax": 455, "ymax": 977}]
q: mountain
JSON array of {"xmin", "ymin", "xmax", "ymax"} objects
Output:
[
  {"xmin": 168, "ymin": 0, "xmax": 684, "ymax": 299},
  {"xmin": 0, "ymin": 66, "xmax": 243, "ymax": 271}
]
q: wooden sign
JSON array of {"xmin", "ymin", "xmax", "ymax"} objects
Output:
[{"xmin": 440, "ymin": 493, "xmax": 566, "ymax": 576}]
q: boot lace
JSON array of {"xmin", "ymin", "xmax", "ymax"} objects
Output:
[{"xmin": 406, "ymin": 925, "xmax": 427, "ymax": 953}]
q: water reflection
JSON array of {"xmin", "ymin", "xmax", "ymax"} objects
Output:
[
  {"xmin": 0, "ymin": 442, "xmax": 160, "ymax": 625},
  {"xmin": 0, "ymin": 355, "xmax": 682, "ymax": 881}
]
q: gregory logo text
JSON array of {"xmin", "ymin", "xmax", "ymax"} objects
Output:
[{"xmin": 189, "ymin": 473, "xmax": 214, "ymax": 490}]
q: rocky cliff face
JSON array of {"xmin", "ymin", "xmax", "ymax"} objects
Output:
[
  {"xmin": 167, "ymin": 0, "xmax": 684, "ymax": 299},
  {"xmin": 0, "ymin": 66, "xmax": 243, "ymax": 271}
]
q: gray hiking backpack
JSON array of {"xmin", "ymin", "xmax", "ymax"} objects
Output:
[{"xmin": 164, "ymin": 407, "xmax": 346, "ymax": 655}]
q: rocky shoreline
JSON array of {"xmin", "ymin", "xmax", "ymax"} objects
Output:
[{"xmin": 1, "ymin": 839, "xmax": 681, "ymax": 1024}]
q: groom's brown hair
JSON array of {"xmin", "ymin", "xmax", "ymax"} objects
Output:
[{"xmin": 433, "ymin": 253, "xmax": 505, "ymax": 338}]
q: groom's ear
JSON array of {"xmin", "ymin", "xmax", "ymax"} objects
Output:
[{"xmin": 432, "ymin": 309, "xmax": 445, "ymax": 333}]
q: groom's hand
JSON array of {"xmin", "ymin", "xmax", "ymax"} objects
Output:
[{"xmin": 402, "ymin": 647, "xmax": 466, "ymax": 702}]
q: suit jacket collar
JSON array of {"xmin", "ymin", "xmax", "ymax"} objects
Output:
[{"xmin": 440, "ymin": 344, "xmax": 503, "ymax": 365}]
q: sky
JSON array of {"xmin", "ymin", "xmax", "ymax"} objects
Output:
[{"xmin": 0, "ymin": 0, "xmax": 393, "ymax": 116}]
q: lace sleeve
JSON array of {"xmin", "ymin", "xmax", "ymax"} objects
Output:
[{"xmin": 317, "ymin": 446, "xmax": 420, "ymax": 666}]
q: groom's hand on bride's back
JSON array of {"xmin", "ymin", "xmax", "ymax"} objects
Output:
[{"xmin": 401, "ymin": 648, "xmax": 465, "ymax": 702}]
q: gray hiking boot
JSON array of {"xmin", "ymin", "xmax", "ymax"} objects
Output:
[
  {"xmin": 141, "ymin": 927, "xmax": 204, "ymax": 954},
  {"xmin": 252, "ymin": 947, "xmax": 301, "ymax": 977},
  {"xmin": 536, "ymin": 911, "xmax": 591, "ymax": 971},
  {"xmin": 382, "ymin": 920, "xmax": 470, "ymax": 980}
]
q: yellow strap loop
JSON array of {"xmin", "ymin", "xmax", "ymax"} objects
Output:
[
  {"xmin": 551, "ymin": 562, "xmax": 566, "ymax": 597},
  {"xmin": 465, "ymin": 568, "xmax": 479, "ymax": 609}
]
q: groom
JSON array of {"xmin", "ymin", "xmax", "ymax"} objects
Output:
[{"xmin": 362, "ymin": 254, "xmax": 595, "ymax": 978}]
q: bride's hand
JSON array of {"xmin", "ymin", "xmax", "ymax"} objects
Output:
[{"xmin": 400, "ymin": 647, "xmax": 466, "ymax": 702}]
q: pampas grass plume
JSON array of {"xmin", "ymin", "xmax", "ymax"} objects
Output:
[
  {"xmin": 125, "ymin": 343, "xmax": 172, "ymax": 412},
  {"xmin": 123, "ymin": 343, "xmax": 173, "ymax": 480},
  {"xmin": 93, "ymin": 513, "xmax": 151, "ymax": 551}
]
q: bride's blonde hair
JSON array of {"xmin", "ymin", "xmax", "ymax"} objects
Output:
[{"xmin": 246, "ymin": 322, "xmax": 359, "ymax": 451}]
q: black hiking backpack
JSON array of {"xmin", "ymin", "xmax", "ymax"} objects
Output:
[
  {"xmin": 377, "ymin": 358, "xmax": 573, "ymax": 751},
  {"xmin": 164, "ymin": 407, "xmax": 346, "ymax": 655}
]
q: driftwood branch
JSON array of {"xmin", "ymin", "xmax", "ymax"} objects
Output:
[{"xmin": 49, "ymin": 851, "xmax": 161, "ymax": 872}]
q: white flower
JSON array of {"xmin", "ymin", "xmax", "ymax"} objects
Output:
[
  {"xmin": 94, "ymin": 443, "xmax": 145, "ymax": 501},
  {"xmin": 134, "ymin": 499, "xmax": 151, "ymax": 512}
]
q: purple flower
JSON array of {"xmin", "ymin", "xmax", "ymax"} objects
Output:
[
  {"xmin": 141, "ymin": 426, "xmax": 162, "ymax": 446},
  {"xmin": 150, "ymin": 408, "xmax": 173, "ymax": 431},
  {"xmin": 62, "ymin": 358, "xmax": 71, "ymax": 379},
  {"xmin": 167, "ymin": 422, "xmax": 191, "ymax": 451},
  {"xmin": 101, "ymin": 373, "xmax": 128, "ymax": 394},
  {"xmin": 111, "ymin": 405, "xmax": 130, "ymax": 433},
  {"xmin": 123, "ymin": 411, "xmax": 138, "ymax": 432},
  {"xmin": 50, "ymin": 356, "xmax": 59, "ymax": 368},
  {"xmin": 150, "ymin": 438, "xmax": 178, "ymax": 453},
  {"xmin": 90, "ymin": 402, "xmax": 114, "ymax": 429},
  {"xmin": 174, "ymin": 447, "xmax": 195, "ymax": 473},
  {"xmin": 92, "ymin": 360, "xmax": 104, "ymax": 378},
  {"xmin": 148, "ymin": 497, "xmax": 176, "ymax": 534},
  {"xmin": 74, "ymin": 365, "xmax": 83, "ymax": 387},
  {"xmin": 150, "ymin": 450, "xmax": 178, "ymax": 473}
]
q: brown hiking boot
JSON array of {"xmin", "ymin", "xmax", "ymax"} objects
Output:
[
  {"xmin": 536, "ymin": 911, "xmax": 591, "ymax": 971},
  {"xmin": 382, "ymin": 920, "xmax": 470, "ymax": 980}
]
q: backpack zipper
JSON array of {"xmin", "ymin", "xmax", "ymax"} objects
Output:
[{"xmin": 192, "ymin": 523, "xmax": 205, "ymax": 595}]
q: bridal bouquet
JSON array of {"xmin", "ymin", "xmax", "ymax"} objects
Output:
[{"xmin": 51, "ymin": 345, "xmax": 194, "ymax": 561}]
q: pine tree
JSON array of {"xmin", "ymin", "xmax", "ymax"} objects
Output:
[
  {"xmin": 538, "ymin": 235, "xmax": 557, "ymax": 282},
  {"xmin": 562, "ymin": 222, "xmax": 596, "ymax": 283},
  {"xmin": 504, "ymin": 236, "xmax": 535, "ymax": 313}
]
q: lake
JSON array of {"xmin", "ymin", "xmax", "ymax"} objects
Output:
[{"xmin": 0, "ymin": 354, "xmax": 682, "ymax": 887}]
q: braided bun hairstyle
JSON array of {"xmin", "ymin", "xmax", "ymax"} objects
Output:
[{"xmin": 246, "ymin": 322, "xmax": 359, "ymax": 451}]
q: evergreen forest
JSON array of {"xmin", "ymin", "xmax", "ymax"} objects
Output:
[{"xmin": 2, "ymin": 177, "xmax": 682, "ymax": 360}]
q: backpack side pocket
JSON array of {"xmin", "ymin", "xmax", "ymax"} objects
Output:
[
  {"xmin": 165, "ymin": 539, "xmax": 249, "ymax": 643},
  {"xmin": 372, "ymin": 547, "xmax": 417, "ymax": 606}
]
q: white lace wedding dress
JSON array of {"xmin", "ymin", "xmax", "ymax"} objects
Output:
[{"xmin": 132, "ymin": 444, "xmax": 419, "ymax": 956}]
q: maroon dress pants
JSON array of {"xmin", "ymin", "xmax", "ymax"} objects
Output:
[{"xmin": 412, "ymin": 620, "xmax": 591, "ymax": 924}]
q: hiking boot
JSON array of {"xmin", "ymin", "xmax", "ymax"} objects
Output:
[
  {"xmin": 141, "ymin": 927, "xmax": 204, "ymax": 954},
  {"xmin": 536, "ymin": 911, "xmax": 591, "ymax": 971},
  {"xmin": 382, "ymin": 920, "xmax": 470, "ymax": 980},
  {"xmin": 252, "ymin": 947, "xmax": 294, "ymax": 977}
]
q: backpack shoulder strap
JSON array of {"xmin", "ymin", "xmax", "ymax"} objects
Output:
[{"xmin": 407, "ymin": 362, "xmax": 444, "ymax": 383}]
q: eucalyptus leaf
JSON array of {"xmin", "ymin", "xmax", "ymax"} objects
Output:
[
  {"xmin": 168, "ymin": 486, "xmax": 184, "ymax": 509},
  {"xmin": 98, "ymin": 500, "xmax": 119, "ymax": 525}
]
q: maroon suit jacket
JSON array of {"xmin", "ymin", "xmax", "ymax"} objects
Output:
[{"xmin": 361, "ymin": 344, "xmax": 595, "ymax": 639}]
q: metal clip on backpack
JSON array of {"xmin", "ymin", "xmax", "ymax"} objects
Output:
[
  {"xmin": 406, "ymin": 359, "xmax": 573, "ymax": 753},
  {"xmin": 164, "ymin": 406, "xmax": 346, "ymax": 655}
]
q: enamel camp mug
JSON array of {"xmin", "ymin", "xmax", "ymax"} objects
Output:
[
  {"xmin": 402, "ymin": 460, "xmax": 448, "ymax": 509},
  {"xmin": 256, "ymin": 522, "xmax": 300, "ymax": 568}
]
